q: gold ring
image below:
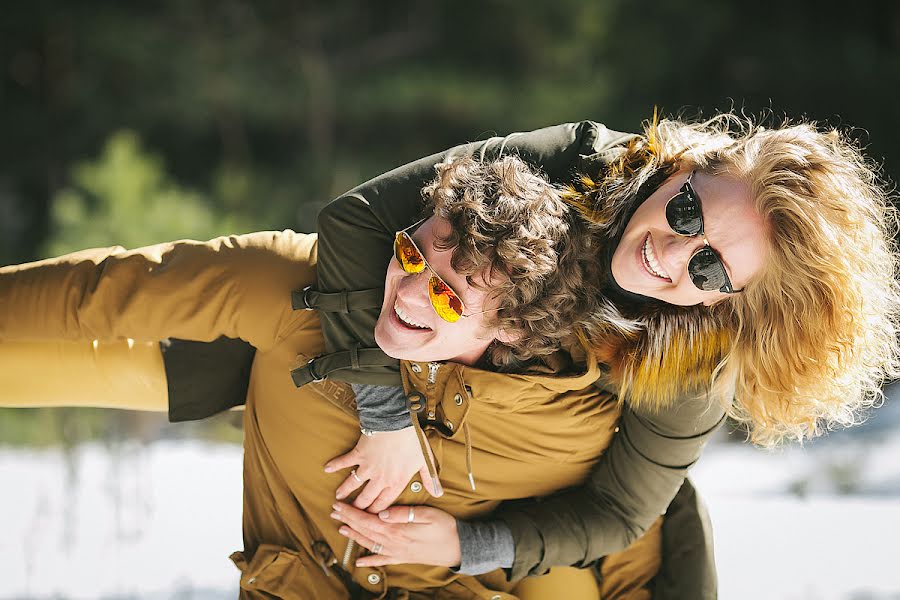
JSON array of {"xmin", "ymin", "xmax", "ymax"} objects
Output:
[{"xmin": 372, "ymin": 542, "xmax": 383, "ymax": 554}]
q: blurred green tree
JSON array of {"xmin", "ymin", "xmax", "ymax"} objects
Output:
[{"xmin": 45, "ymin": 130, "xmax": 253, "ymax": 255}]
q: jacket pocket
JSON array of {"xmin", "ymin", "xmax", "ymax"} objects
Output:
[{"xmin": 231, "ymin": 544, "xmax": 351, "ymax": 599}]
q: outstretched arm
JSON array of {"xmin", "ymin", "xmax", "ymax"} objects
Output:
[{"xmin": 0, "ymin": 230, "xmax": 317, "ymax": 352}]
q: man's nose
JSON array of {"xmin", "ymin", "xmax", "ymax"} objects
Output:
[{"xmin": 398, "ymin": 271, "xmax": 433, "ymax": 307}]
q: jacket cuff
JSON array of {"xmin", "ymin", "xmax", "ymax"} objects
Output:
[
  {"xmin": 495, "ymin": 510, "xmax": 548, "ymax": 581},
  {"xmin": 350, "ymin": 383, "xmax": 412, "ymax": 431},
  {"xmin": 454, "ymin": 518, "xmax": 515, "ymax": 575}
]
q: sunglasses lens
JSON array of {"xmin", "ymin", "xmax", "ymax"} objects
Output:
[
  {"xmin": 394, "ymin": 232, "xmax": 426, "ymax": 274},
  {"xmin": 689, "ymin": 247, "xmax": 732, "ymax": 293},
  {"xmin": 429, "ymin": 277, "xmax": 464, "ymax": 322},
  {"xmin": 666, "ymin": 188, "xmax": 704, "ymax": 236}
]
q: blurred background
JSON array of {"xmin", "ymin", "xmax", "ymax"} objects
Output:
[{"xmin": 2, "ymin": 1, "xmax": 900, "ymax": 598}]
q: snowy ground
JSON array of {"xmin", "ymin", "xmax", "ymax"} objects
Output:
[{"xmin": 2, "ymin": 399, "xmax": 900, "ymax": 599}]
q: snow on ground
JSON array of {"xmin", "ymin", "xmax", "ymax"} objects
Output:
[
  {"xmin": 0, "ymin": 442, "xmax": 243, "ymax": 599},
  {"xmin": 2, "ymin": 412, "xmax": 900, "ymax": 599}
]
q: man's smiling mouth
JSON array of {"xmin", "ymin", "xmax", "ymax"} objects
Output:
[
  {"xmin": 641, "ymin": 233, "xmax": 671, "ymax": 281},
  {"xmin": 394, "ymin": 302, "xmax": 432, "ymax": 330}
]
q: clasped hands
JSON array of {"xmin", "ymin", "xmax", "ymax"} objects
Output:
[{"xmin": 324, "ymin": 426, "xmax": 462, "ymax": 568}]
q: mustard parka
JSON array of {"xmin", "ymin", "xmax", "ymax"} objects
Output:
[{"xmin": 1, "ymin": 231, "xmax": 665, "ymax": 598}]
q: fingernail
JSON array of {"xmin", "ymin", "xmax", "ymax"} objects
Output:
[
  {"xmin": 435, "ymin": 484, "xmax": 444, "ymax": 497},
  {"xmin": 335, "ymin": 492, "xmax": 345, "ymax": 500},
  {"xmin": 339, "ymin": 527, "xmax": 349, "ymax": 536},
  {"xmin": 324, "ymin": 466, "xmax": 334, "ymax": 473},
  {"xmin": 378, "ymin": 510, "xmax": 389, "ymax": 520},
  {"xmin": 330, "ymin": 512, "xmax": 340, "ymax": 520},
  {"xmin": 332, "ymin": 503, "xmax": 341, "ymax": 512}
]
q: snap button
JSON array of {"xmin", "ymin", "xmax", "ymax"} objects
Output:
[
  {"xmin": 408, "ymin": 392, "xmax": 425, "ymax": 413},
  {"xmin": 367, "ymin": 573, "xmax": 381, "ymax": 585},
  {"xmin": 445, "ymin": 420, "xmax": 454, "ymax": 431},
  {"xmin": 454, "ymin": 393, "xmax": 463, "ymax": 406},
  {"xmin": 411, "ymin": 363, "xmax": 422, "ymax": 373},
  {"xmin": 614, "ymin": 426, "xmax": 620, "ymax": 433},
  {"xmin": 427, "ymin": 409, "xmax": 436, "ymax": 420},
  {"xmin": 410, "ymin": 481, "xmax": 423, "ymax": 493},
  {"xmin": 247, "ymin": 576, "xmax": 257, "ymax": 585}
]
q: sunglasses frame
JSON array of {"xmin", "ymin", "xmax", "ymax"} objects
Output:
[
  {"xmin": 665, "ymin": 171, "xmax": 742, "ymax": 294},
  {"xmin": 393, "ymin": 220, "xmax": 491, "ymax": 323}
]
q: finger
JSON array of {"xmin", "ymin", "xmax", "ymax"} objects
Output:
[
  {"xmin": 378, "ymin": 505, "xmax": 425, "ymax": 524},
  {"xmin": 355, "ymin": 554, "xmax": 406, "ymax": 568},
  {"xmin": 333, "ymin": 503, "xmax": 394, "ymax": 540},
  {"xmin": 334, "ymin": 471, "xmax": 367, "ymax": 500},
  {"xmin": 351, "ymin": 478, "xmax": 385, "ymax": 510},
  {"xmin": 418, "ymin": 466, "xmax": 443, "ymax": 497},
  {"xmin": 368, "ymin": 485, "xmax": 405, "ymax": 514},
  {"xmin": 337, "ymin": 525, "xmax": 384, "ymax": 555},
  {"xmin": 324, "ymin": 449, "xmax": 359, "ymax": 473}
]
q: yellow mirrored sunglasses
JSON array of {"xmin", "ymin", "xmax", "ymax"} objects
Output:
[{"xmin": 393, "ymin": 222, "xmax": 493, "ymax": 324}]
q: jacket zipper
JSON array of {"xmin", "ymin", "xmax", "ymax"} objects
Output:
[
  {"xmin": 341, "ymin": 540, "xmax": 355, "ymax": 571},
  {"xmin": 427, "ymin": 362, "xmax": 441, "ymax": 384}
]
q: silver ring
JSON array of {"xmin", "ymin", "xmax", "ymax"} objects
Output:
[
  {"xmin": 350, "ymin": 469, "xmax": 362, "ymax": 483},
  {"xmin": 372, "ymin": 542, "xmax": 383, "ymax": 554},
  {"xmin": 407, "ymin": 506, "xmax": 415, "ymax": 523}
]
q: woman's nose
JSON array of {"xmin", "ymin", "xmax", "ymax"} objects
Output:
[{"xmin": 664, "ymin": 234, "xmax": 706, "ymax": 279}]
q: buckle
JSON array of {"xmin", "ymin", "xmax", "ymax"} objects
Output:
[
  {"xmin": 299, "ymin": 285, "xmax": 315, "ymax": 310},
  {"xmin": 306, "ymin": 357, "xmax": 325, "ymax": 383}
]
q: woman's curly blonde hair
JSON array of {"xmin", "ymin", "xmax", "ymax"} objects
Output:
[
  {"xmin": 422, "ymin": 155, "xmax": 602, "ymax": 371},
  {"xmin": 576, "ymin": 113, "xmax": 900, "ymax": 446}
]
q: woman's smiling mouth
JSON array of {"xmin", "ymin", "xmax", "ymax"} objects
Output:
[{"xmin": 641, "ymin": 233, "xmax": 672, "ymax": 281}]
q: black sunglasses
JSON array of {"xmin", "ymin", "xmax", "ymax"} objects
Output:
[{"xmin": 664, "ymin": 171, "xmax": 742, "ymax": 294}]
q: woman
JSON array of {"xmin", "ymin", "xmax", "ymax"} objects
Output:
[{"xmin": 306, "ymin": 112, "xmax": 900, "ymax": 585}]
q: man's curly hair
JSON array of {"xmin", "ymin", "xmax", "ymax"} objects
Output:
[{"xmin": 422, "ymin": 155, "xmax": 602, "ymax": 370}]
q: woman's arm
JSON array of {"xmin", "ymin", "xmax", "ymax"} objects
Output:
[
  {"xmin": 315, "ymin": 120, "xmax": 637, "ymax": 387},
  {"xmin": 495, "ymin": 392, "xmax": 725, "ymax": 579},
  {"xmin": 0, "ymin": 231, "xmax": 316, "ymax": 351},
  {"xmin": 332, "ymin": 392, "xmax": 725, "ymax": 582}
]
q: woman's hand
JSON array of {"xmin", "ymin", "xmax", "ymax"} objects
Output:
[
  {"xmin": 331, "ymin": 502, "xmax": 461, "ymax": 568},
  {"xmin": 324, "ymin": 427, "xmax": 442, "ymax": 513}
]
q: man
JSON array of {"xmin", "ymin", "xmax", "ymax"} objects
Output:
[{"xmin": 1, "ymin": 155, "xmax": 666, "ymax": 598}]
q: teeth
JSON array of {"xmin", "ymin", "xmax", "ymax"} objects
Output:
[
  {"xmin": 642, "ymin": 236, "xmax": 670, "ymax": 280},
  {"xmin": 394, "ymin": 303, "xmax": 430, "ymax": 329}
]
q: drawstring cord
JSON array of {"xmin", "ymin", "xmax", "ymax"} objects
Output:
[
  {"xmin": 412, "ymin": 411, "xmax": 442, "ymax": 495},
  {"xmin": 463, "ymin": 421, "xmax": 476, "ymax": 491}
]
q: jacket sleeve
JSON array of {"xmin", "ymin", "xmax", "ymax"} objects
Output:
[
  {"xmin": 0, "ymin": 231, "xmax": 317, "ymax": 353},
  {"xmin": 495, "ymin": 391, "xmax": 726, "ymax": 580},
  {"xmin": 316, "ymin": 120, "xmax": 639, "ymax": 386}
]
